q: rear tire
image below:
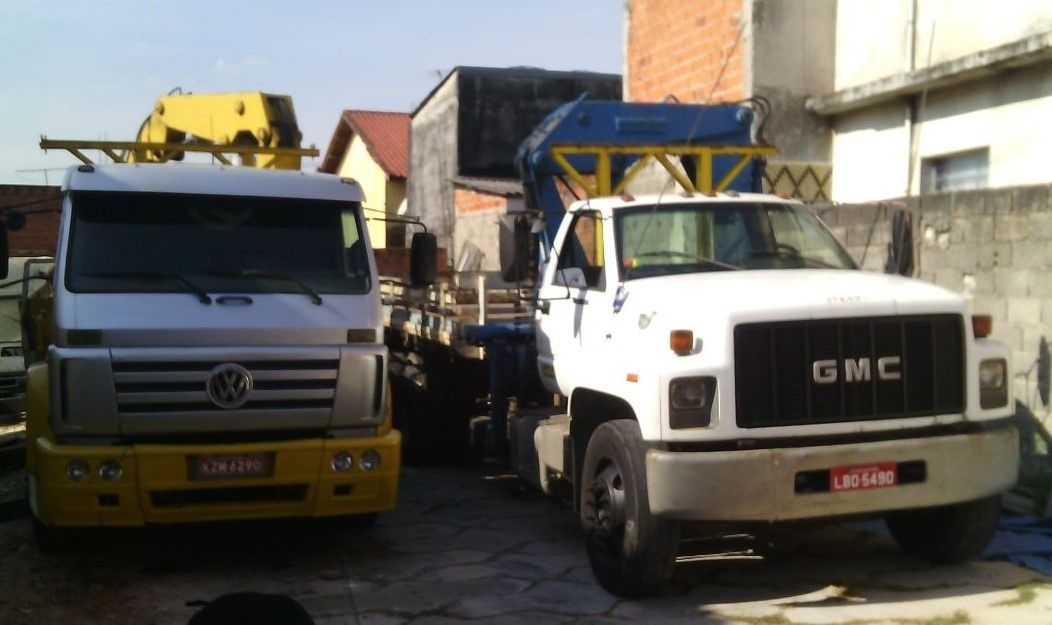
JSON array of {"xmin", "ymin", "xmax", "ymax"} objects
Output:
[
  {"xmin": 885, "ymin": 495, "xmax": 1001, "ymax": 563},
  {"xmin": 581, "ymin": 420, "xmax": 679, "ymax": 597}
]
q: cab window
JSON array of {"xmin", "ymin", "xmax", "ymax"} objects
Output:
[{"xmin": 555, "ymin": 211, "xmax": 605, "ymax": 290}]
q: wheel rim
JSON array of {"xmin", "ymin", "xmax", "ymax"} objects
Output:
[{"xmin": 590, "ymin": 460, "xmax": 626, "ymax": 551}]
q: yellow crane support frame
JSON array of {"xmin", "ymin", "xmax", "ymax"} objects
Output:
[
  {"xmin": 39, "ymin": 138, "xmax": 319, "ymax": 167},
  {"xmin": 549, "ymin": 144, "xmax": 777, "ymax": 198}
]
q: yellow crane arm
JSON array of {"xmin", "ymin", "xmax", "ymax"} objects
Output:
[{"xmin": 130, "ymin": 91, "xmax": 306, "ymax": 169}]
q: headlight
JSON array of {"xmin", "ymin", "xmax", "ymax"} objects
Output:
[
  {"xmin": 65, "ymin": 460, "xmax": 90, "ymax": 482},
  {"xmin": 97, "ymin": 460, "xmax": 123, "ymax": 482},
  {"xmin": 979, "ymin": 358, "xmax": 1008, "ymax": 409},
  {"xmin": 331, "ymin": 451, "xmax": 354, "ymax": 472},
  {"xmin": 669, "ymin": 377, "xmax": 716, "ymax": 429},
  {"xmin": 671, "ymin": 378, "xmax": 709, "ymax": 409},
  {"xmin": 359, "ymin": 450, "xmax": 381, "ymax": 472}
]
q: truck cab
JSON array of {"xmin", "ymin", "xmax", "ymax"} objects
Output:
[
  {"xmin": 523, "ymin": 190, "xmax": 1017, "ymax": 595},
  {"xmin": 23, "ymin": 164, "xmax": 400, "ymax": 545}
]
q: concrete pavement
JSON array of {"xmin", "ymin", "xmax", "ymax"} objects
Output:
[{"xmin": 1, "ymin": 464, "xmax": 1050, "ymax": 624}]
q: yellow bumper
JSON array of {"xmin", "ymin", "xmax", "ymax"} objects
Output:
[{"xmin": 31, "ymin": 431, "xmax": 400, "ymax": 527}]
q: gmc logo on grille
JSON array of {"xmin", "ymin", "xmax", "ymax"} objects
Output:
[{"xmin": 812, "ymin": 356, "xmax": 902, "ymax": 384}]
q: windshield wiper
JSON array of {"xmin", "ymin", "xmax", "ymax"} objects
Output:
[
  {"xmin": 79, "ymin": 271, "xmax": 212, "ymax": 304},
  {"xmin": 203, "ymin": 269, "xmax": 323, "ymax": 305},
  {"xmin": 751, "ymin": 249, "xmax": 839, "ymax": 269},
  {"xmin": 625, "ymin": 251, "xmax": 743, "ymax": 278}
]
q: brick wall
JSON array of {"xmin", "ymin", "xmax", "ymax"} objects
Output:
[
  {"xmin": 452, "ymin": 188, "xmax": 512, "ymax": 272},
  {"xmin": 818, "ymin": 184, "xmax": 1052, "ymax": 417},
  {"xmin": 454, "ymin": 188, "xmax": 508, "ymax": 214},
  {"xmin": 374, "ymin": 247, "xmax": 450, "ymax": 281},
  {"xmin": 0, "ymin": 185, "xmax": 61, "ymax": 257},
  {"xmin": 626, "ymin": 0, "xmax": 746, "ymax": 103}
]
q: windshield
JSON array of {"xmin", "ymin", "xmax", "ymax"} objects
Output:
[
  {"xmin": 616, "ymin": 202, "xmax": 857, "ymax": 279},
  {"xmin": 65, "ymin": 191, "xmax": 370, "ymax": 295}
]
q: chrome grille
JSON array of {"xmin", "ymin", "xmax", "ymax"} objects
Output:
[
  {"xmin": 734, "ymin": 315, "xmax": 965, "ymax": 428},
  {"xmin": 113, "ymin": 359, "xmax": 339, "ymax": 415}
]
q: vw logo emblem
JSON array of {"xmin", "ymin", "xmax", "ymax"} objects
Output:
[{"xmin": 206, "ymin": 363, "xmax": 253, "ymax": 409}]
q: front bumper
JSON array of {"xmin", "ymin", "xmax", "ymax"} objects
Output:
[
  {"xmin": 31, "ymin": 431, "xmax": 400, "ymax": 527},
  {"xmin": 646, "ymin": 424, "xmax": 1018, "ymax": 521}
]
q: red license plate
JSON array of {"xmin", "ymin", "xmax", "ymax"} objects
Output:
[
  {"xmin": 193, "ymin": 453, "xmax": 271, "ymax": 480},
  {"xmin": 830, "ymin": 462, "xmax": 898, "ymax": 492}
]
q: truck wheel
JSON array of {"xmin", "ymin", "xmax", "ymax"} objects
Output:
[
  {"xmin": 32, "ymin": 517, "xmax": 73, "ymax": 553},
  {"xmin": 580, "ymin": 420, "xmax": 679, "ymax": 597},
  {"xmin": 885, "ymin": 495, "xmax": 1002, "ymax": 563}
]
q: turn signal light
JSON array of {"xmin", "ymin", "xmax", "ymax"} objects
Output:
[
  {"xmin": 972, "ymin": 315, "xmax": 993, "ymax": 338},
  {"xmin": 670, "ymin": 330, "xmax": 694, "ymax": 356}
]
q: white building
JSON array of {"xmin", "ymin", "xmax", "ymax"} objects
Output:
[{"xmin": 807, "ymin": 0, "xmax": 1052, "ymax": 202}]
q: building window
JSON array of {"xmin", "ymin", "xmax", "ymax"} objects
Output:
[{"xmin": 920, "ymin": 149, "xmax": 989, "ymax": 193}]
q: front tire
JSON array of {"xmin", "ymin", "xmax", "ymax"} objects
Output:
[
  {"xmin": 580, "ymin": 420, "xmax": 679, "ymax": 597},
  {"xmin": 885, "ymin": 495, "xmax": 1001, "ymax": 563}
]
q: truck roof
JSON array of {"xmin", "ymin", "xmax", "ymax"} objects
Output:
[
  {"xmin": 566, "ymin": 191, "xmax": 800, "ymax": 216},
  {"xmin": 63, "ymin": 163, "xmax": 365, "ymax": 202}
]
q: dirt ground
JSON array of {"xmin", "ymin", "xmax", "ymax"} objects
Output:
[{"xmin": 1, "ymin": 464, "xmax": 1051, "ymax": 625}]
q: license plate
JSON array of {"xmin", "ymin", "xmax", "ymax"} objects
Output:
[
  {"xmin": 192, "ymin": 453, "xmax": 272, "ymax": 480},
  {"xmin": 830, "ymin": 462, "xmax": 898, "ymax": 492}
]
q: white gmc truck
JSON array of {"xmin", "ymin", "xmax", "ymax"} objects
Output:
[{"xmin": 507, "ymin": 191, "xmax": 1017, "ymax": 596}]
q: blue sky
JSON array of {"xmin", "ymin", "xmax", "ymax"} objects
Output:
[{"xmin": 0, "ymin": 1, "xmax": 623, "ymax": 184}]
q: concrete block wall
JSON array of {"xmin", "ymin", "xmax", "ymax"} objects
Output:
[{"xmin": 817, "ymin": 183, "xmax": 1052, "ymax": 415}]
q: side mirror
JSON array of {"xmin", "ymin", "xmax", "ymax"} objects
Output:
[
  {"xmin": 0, "ymin": 227, "xmax": 9, "ymax": 280},
  {"xmin": 6, "ymin": 211, "xmax": 26, "ymax": 232},
  {"xmin": 1039, "ymin": 336, "xmax": 1050, "ymax": 407},
  {"xmin": 556, "ymin": 267, "xmax": 588, "ymax": 289},
  {"xmin": 499, "ymin": 214, "xmax": 531, "ymax": 282},
  {"xmin": 410, "ymin": 231, "xmax": 438, "ymax": 287},
  {"xmin": 0, "ymin": 210, "xmax": 24, "ymax": 281},
  {"xmin": 885, "ymin": 210, "xmax": 914, "ymax": 276}
]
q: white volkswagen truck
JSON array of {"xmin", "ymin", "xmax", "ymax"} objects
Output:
[
  {"xmin": 19, "ymin": 163, "xmax": 407, "ymax": 548},
  {"xmin": 511, "ymin": 191, "xmax": 1017, "ymax": 595}
]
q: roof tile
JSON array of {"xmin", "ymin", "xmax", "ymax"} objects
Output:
[{"xmin": 319, "ymin": 110, "xmax": 409, "ymax": 178}]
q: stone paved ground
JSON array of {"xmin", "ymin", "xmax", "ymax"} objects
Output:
[{"xmin": 1, "ymin": 464, "xmax": 1051, "ymax": 625}]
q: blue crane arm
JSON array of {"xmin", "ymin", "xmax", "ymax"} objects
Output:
[{"xmin": 514, "ymin": 98, "xmax": 770, "ymax": 242}]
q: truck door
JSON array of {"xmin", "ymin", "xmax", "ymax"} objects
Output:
[{"xmin": 536, "ymin": 210, "xmax": 606, "ymax": 395}]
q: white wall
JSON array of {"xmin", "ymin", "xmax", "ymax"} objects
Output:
[
  {"xmin": 831, "ymin": 63, "xmax": 1052, "ymax": 201},
  {"xmin": 830, "ymin": 100, "xmax": 909, "ymax": 202},
  {"xmin": 914, "ymin": 0, "xmax": 1052, "ymax": 66},
  {"xmin": 834, "ymin": 0, "xmax": 1052, "ymax": 90},
  {"xmin": 834, "ymin": 0, "xmax": 912, "ymax": 90}
]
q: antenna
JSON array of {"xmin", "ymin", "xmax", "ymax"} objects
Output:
[
  {"xmin": 705, "ymin": 23, "xmax": 746, "ymax": 104},
  {"xmin": 906, "ymin": 21, "xmax": 937, "ymax": 197},
  {"xmin": 896, "ymin": 20, "xmax": 936, "ymax": 277}
]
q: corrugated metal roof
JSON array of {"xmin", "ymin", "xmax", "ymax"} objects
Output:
[
  {"xmin": 450, "ymin": 175, "xmax": 523, "ymax": 197},
  {"xmin": 319, "ymin": 110, "xmax": 409, "ymax": 178}
]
